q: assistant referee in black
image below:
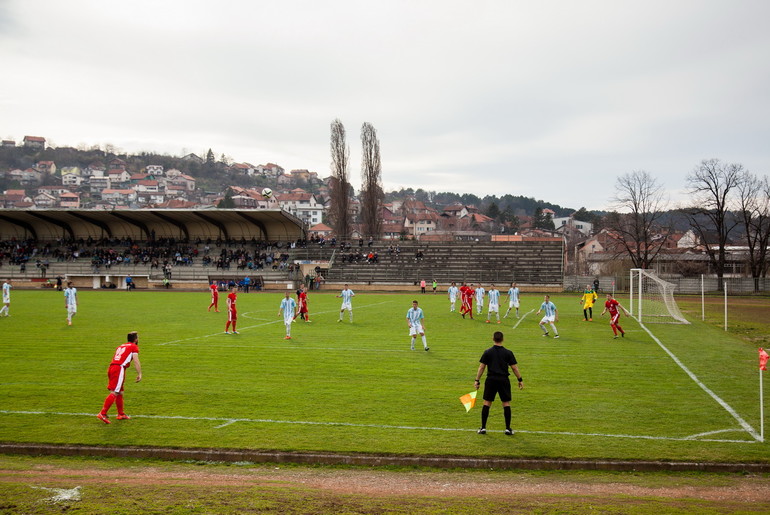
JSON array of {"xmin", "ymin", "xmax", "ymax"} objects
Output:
[{"xmin": 474, "ymin": 331, "xmax": 523, "ymax": 435}]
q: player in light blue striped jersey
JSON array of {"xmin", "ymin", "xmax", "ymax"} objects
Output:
[
  {"xmin": 337, "ymin": 284, "xmax": 355, "ymax": 322},
  {"xmin": 278, "ymin": 291, "xmax": 297, "ymax": 339},
  {"xmin": 486, "ymin": 284, "xmax": 501, "ymax": 324},
  {"xmin": 406, "ymin": 300, "xmax": 429, "ymax": 351},
  {"xmin": 475, "ymin": 284, "xmax": 486, "ymax": 315},
  {"xmin": 535, "ymin": 294, "xmax": 560, "ymax": 338},
  {"xmin": 503, "ymin": 282, "xmax": 521, "ymax": 319},
  {"xmin": 447, "ymin": 282, "xmax": 459, "ymax": 312}
]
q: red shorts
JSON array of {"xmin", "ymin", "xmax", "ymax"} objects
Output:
[
  {"xmin": 107, "ymin": 364, "xmax": 128, "ymax": 393},
  {"xmin": 228, "ymin": 310, "xmax": 237, "ymax": 322},
  {"xmin": 610, "ymin": 313, "xmax": 620, "ymax": 325}
]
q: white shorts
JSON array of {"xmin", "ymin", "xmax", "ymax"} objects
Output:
[
  {"xmin": 509, "ymin": 300, "xmax": 520, "ymax": 308},
  {"xmin": 488, "ymin": 302, "xmax": 499, "ymax": 312},
  {"xmin": 540, "ymin": 315, "xmax": 555, "ymax": 324},
  {"xmin": 449, "ymin": 294, "xmax": 457, "ymax": 302},
  {"xmin": 409, "ymin": 323, "xmax": 424, "ymax": 336},
  {"xmin": 340, "ymin": 301, "xmax": 352, "ymax": 311},
  {"xmin": 2, "ymin": 296, "xmax": 9, "ymax": 304},
  {"xmin": 67, "ymin": 306, "xmax": 77, "ymax": 315}
]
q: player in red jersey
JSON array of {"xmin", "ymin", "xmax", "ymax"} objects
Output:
[
  {"xmin": 294, "ymin": 285, "xmax": 310, "ymax": 322},
  {"xmin": 97, "ymin": 331, "xmax": 142, "ymax": 424},
  {"xmin": 600, "ymin": 293, "xmax": 630, "ymax": 339},
  {"xmin": 224, "ymin": 286, "xmax": 239, "ymax": 334},
  {"xmin": 460, "ymin": 282, "xmax": 475, "ymax": 319},
  {"xmin": 208, "ymin": 282, "xmax": 220, "ymax": 312}
]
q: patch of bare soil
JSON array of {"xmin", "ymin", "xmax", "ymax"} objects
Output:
[{"xmin": 3, "ymin": 465, "xmax": 770, "ymax": 502}]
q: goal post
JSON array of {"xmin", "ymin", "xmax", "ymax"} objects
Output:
[{"xmin": 629, "ymin": 268, "xmax": 690, "ymax": 324}]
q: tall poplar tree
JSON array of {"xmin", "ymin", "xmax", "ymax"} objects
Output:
[
  {"xmin": 360, "ymin": 122, "xmax": 383, "ymax": 239},
  {"xmin": 329, "ymin": 119, "xmax": 350, "ymax": 241}
]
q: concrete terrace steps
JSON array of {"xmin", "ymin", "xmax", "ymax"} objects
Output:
[{"xmin": 322, "ymin": 240, "xmax": 563, "ymax": 286}]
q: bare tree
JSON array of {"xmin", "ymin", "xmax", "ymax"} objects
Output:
[
  {"xmin": 684, "ymin": 158, "xmax": 744, "ymax": 289},
  {"xmin": 605, "ymin": 170, "xmax": 671, "ymax": 269},
  {"xmin": 736, "ymin": 171, "xmax": 770, "ymax": 290},
  {"xmin": 360, "ymin": 122, "xmax": 383, "ymax": 239},
  {"xmin": 329, "ymin": 119, "xmax": 350, "ymax": 241}
]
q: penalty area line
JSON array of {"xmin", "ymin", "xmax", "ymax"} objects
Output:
[
  {"xmin": 636, "ymin": 319, "xmax": 761, "ymax": 442},
  {"xmin": 0, "ymin": 410, "xmax": 756, "ymax": 444}
]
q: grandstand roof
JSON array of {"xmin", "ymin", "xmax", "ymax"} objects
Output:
[{"xmin": 0, "ymin": 208, "xmax": 305, "ymax": 242}]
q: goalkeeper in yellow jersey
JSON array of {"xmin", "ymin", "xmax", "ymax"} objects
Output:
[{"xmin": 579, "ymin": 285, "xmax": 598, "ymax": 321}]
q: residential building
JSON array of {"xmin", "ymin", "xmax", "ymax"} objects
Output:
[
  {"xmin": 59, "ymin": 166, "xmax": 81, "ymax": 177},
  {"xmin": 23, "ymin": 135, "xmax": 46, "ymax": 149},
  {"xmin": 16, "ymin": 168, "xmax": 43, "ymax": 185},
  {"xmin": 59, "ymin": 192, "xmax": 80, "ymax": 208},
  {"xmin": 61, "ymin": 172, "xmax": 83, "ymax": 187},
  {"xmin": 33, "ymin": 192, "xmax": 57, "ymax": 208},
  {"xmin": 137, "ymin": 192, "xmax": 165, "ymax": 205},
  {"xmin": 165, "ymin": 184, "xmax": 188, "ymax": 198},
  {"xmin": 36, "ymin": 185, "xmax": 70, "ymax": 197},
  {"xmin": 553, "ymin": 215, "xmax": 593, "ymax": 237},
  {"xmin": 182, "ymin": 153, "xmax": 204, "ymax": 163},
  {"xmin": 136, "ymin": 180, "xmax": 160, "ymax": 193},
  {"xmin": 276, "ymin": 189, "xmax": 324, "ymax": 226},
  {"xmin": 35, "ymin": 161, "xmax": 57, "ymax": 175},
  {"xmin": 231, "ymin": 162, "xmax": 258, "ymax": 175},
  {"xmin": 108, "ymin": 169, "xmax": 131, "ymax": 187},
  {"xmin": 1, "ymin": 190, "xmax": 31, "ymax": 208},
  {"xmin": 88, "ymin": 176, "xmax": 111, "ymax": 194},
  {"xmin": 109, "ymin": 158, "xmax": 128, "ymax": 170},
  {"xmin": 404, "ymin": 212, "xmax": 439, "ymax": 237},
  {"xmin": 255, "ymin": 163, "xmax": 284, "ymax": 178},
  {"xmin": 309, "ymin": 223, "xmax": 334, "ymax": 238},
  {"xmin": 171, "ymin": 174, "xmax": 196, "ymax": 191},
  {"xmin": 101, "ymin": 189, "xmax": 138, "ymax": 205},
  {"xmin": 84, "ymin": 164, "xmax": 105, "ymax": 178}
]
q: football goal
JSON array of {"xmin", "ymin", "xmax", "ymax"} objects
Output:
[{"xmin": 629, "ymin": 268, "xmax": 690, "ymax": 324}]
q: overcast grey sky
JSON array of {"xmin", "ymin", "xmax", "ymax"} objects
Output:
[{"xmin": 2, "ymin": 0, "xmax": 769, "ymax": 210}]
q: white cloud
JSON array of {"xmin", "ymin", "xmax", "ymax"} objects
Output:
[{"xmin": 2, "ymin": 0, "xmax": 769, "ymax": 210}]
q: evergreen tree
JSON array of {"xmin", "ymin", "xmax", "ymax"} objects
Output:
[{"xmin": 217, "ymin": 191, "xmax": 235, "ymax": 209}]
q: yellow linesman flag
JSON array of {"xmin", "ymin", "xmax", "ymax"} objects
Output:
[{"xmin": 459, "ymin": 390, "xmax": 477, "ymax": 412}]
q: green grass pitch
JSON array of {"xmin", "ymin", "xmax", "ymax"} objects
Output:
[{"xmin": 0, "ymin": 288, "xmax": 768, "ymax": 463}]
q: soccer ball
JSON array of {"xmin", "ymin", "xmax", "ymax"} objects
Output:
[{"xmin": 261, "ymin": 188, "xmax": 273, "ymax": 199}]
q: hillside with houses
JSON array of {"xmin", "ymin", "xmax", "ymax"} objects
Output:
[{"xmin": 0, "ymin": 135, "xmax": 572, "ymax": 238}]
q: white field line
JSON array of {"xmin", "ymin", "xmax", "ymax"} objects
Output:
[
  {"xmin": 512, "ymin": 309, "xmax": 535, "ymax": 329},
  {"xmin": 157, "ymin": 300, "xmax": 394, "ymax": 346},
  {"xmin": 636, "ymin": 319, "xmax": 761, "ymax": 442},
  {"xmin": 0, "ymin": 410, "xmax": 756, "ymax": 444}
]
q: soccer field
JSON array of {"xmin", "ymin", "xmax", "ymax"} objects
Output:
[{"xmin": 0, "ymin": 288, "xmax": 768, "ymax": 463}]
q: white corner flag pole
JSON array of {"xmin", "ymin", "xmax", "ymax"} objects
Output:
[
  {"xmin": 724, "ymin": 281, "xmax": 728, "ymax": 332},
  {"xmin": 701, "ymin": 274, "xmax": 705, "ymax": 321}
]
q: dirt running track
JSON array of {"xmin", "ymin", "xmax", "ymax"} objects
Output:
[{"xmin": 4, "ymin": 464, "xmax": 770, "ymax": 502}]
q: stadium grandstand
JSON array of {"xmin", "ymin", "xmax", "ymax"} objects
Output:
[{"xmin": 0, "ymin": 209, "xmax": 564, "ymax": 291}]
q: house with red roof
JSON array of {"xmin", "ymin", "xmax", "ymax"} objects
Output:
[
  {"xmin": 59, "ymin": 192, "xmax": 80, "ymax": 209},
  {"xmin": 23, "ymin": 135, "xmax": 46, "ymax": 149}
]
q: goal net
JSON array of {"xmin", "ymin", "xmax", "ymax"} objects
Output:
[{"xmin": 629, "ymin": 269, "xmax": 689, "ymax": 324}]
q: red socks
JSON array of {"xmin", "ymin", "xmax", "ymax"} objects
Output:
[{"xmin": 101, "ymin": 393, "xmax": 117, "ymax": 415}]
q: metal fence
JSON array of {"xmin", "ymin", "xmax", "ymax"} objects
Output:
[{"xmin": 565, "ymin": 275, "xmax": 770, "ymax": 295}]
